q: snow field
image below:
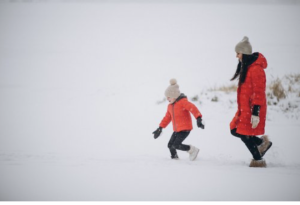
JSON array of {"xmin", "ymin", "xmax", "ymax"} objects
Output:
[{"xmin": 1, "ymin": 0, "xmax": 300, "ymax": 201}]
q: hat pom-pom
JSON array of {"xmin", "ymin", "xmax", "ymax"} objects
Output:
[
  {"xmin": 243, "ymin": 36, "xmax": 249, "ymax": 42},
  {"xmin": 170, "ymin": 78, "xmax": 177, "ymax": 85}
]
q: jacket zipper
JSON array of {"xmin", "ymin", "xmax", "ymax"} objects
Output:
[{"xmin": 172, "ymin": 103, "xmax": 177, "ymax": 132}]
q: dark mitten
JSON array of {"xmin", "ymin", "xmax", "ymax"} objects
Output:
[
  {"xmin": 153, "ymin": 127, "xmax": 162, "ymax": 139},
  {"xmin": 197, "ymin": 117, "xmax": 205, "ymax": 129}
]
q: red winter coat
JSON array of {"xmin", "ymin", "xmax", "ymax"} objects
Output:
[
  {"xmin": 230, "ymin": 53, "xmax": 268, "ymax": 136},
  {"xmin": 160, "ymin": 94, "xmax": 202, "ymax": 132}
]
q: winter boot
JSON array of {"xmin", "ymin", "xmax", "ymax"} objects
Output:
[
  {"xmin": 171, "ymin": 153, "xmax": 179, "ymax": 160},
  {"xmin": 188, "ymin": 145, "xmax": 199, "ymax": 161},
  {"xmin": 258, "ymin": 135, "xmax": 272, "ymax": 157},
  {"xmin": 249, "ymin": 159, "xmax": 267, "ymax": 168}
]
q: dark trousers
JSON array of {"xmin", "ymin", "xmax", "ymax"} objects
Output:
[
  {"xmin": 168, "ymin": 131, "xmax": 191, "ymax": 157},
  {"xmin": 231, "ymin": 128, "xmax": 262, "ymax": 160}
]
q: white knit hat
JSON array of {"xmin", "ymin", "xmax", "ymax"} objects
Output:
[
  {"xmin": 165, "ymin": 79, "xmax": 181, "ymax": 99},
  {"xmin": 235, "ymin": 36, "xmax": 252, "ymax": 55}
]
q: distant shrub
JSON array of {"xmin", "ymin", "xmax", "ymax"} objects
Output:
[
  {"xmin": 211, "ymin": 96, "xmax": 218, "ymax": 102},
  {"xmin": 191, "ymin": 95, "xmax": 198, "ymax": 102},
  {"xmin": 157, "ymin": 98, "xmax": 166, "ymax": 104},
  {"xmin": 208, "ymin": 84, "xmax": 237, "ymax": 93},
  {"xmin": 285, "ymin": 73, "xmax": 300, "ymax": 84},
  {"xmin": 269, "ymin": 78, "xmax": 286, "ymax": 101}
]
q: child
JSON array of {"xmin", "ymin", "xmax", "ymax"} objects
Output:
[{"xmin": 153, "ymin": 79, "xmax": 205, "ymax": 161}]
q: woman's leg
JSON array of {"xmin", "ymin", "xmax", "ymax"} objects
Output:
[
  {"xmin": 231, "ymin": 128, "xmax": 262, "ymax": 145},
  {"xmin": 251, "ymin": 136, "xmax": 263, "ymax": 146},
  {"xmin": 231, "ymin": 128, "xmax": 244, "ymax": 138},
  {"xmin": 231, "ymin": 129, "xmax": 262, "ymax": 160},
  {"xmin": 240, "ymin": 136, "xmax": 262, "ymax": 160}
]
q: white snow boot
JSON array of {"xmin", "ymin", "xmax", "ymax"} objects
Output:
[
  {"xmin": 258, "ymin": 135, "xmax": 272, "ymax": 157},
  {"xmin": 249, "ymin": 159, "xmax": 267, "ymax": 168},
  {"xmin": 188, "ymin": 145, "xmax": 199, "ymax": 161}
]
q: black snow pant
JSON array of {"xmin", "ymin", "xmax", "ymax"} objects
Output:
[
  {"xmin": 231, "ymin": 128, "xmax": 263, "ymax": 160},
  {"xmin": 168, "ymin": 131, "xmax": 191, "ymax": 157}
]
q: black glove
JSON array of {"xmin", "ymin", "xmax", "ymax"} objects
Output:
[
  {"xmin": 153, "ymin": 127, "xmax": 162, "ymax": 139},
  {"xmin": 197, "ymin": 117, "xmax": 205, "ymax": 129}
]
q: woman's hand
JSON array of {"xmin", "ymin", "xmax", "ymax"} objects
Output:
[{"xmin": 251, "ymin": 115, "xmax": 260, "ymax": 129}]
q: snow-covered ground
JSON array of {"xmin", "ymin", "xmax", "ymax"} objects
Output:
[{"xmin": 0, "ymin": 0, "xmax": 300, "ymax": 201}]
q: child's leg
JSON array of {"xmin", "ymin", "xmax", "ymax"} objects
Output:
[
  {"xmin": 172, "ymin": 131, "xmax": 191, "ymax": 152},
  {"xmin": 168, "ymin": 132, "xmax": 178, "ymax": 157}
]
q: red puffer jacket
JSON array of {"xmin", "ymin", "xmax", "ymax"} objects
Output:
[
  {"xmin": 160, "ymin": 94, "xmax": 202, "ymax": 132},
  {"xmin": 230, "ymin": 53, "xmax": 268, "ymax": 136}
]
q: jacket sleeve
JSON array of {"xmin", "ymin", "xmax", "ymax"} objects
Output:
[
  {"xmin": 159, "ymin": 110, "xmax": 172, "ymax": 128},
  {"xmin": 182, "ymin": 100, "xmax": 202, "ymax": 119},
  {"xmin": 251, "ymin": 66, "xmax": 266, "ymax": 106}
]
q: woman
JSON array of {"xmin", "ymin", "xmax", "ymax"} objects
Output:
[{"xmin": 230, "ymin": 36, "xmax": 272, "ymax": 167}]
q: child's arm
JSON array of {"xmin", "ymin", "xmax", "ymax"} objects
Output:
[
  {"xmin": 159, "ymin": 110, "xmax": 172, "ymax": 128},
  {"xmin": 153, "ymin": 110, "xmax": 171, "ymax": 139},
  {"xmin": 182, "ymin": 100, "xmax": 204, "ymax": 129},
  {"xmin": 182, "ymin": 100, "xmax": 202, "ymax": 119}
]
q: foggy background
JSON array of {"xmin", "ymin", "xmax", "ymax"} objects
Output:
[{"xmin": 1, "ymin": 0, "xmax": 300, "ymax": 201}]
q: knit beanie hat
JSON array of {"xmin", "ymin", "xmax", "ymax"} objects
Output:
[
  {"xmin": 165, "ymin": 79, "xmax": 181, "ymax": 99},
  {"xmin": 235, "ymin": 36, "xmax": 252, "ymax": 55}
]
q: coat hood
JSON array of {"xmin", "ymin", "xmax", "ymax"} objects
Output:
[
  {"xmin": 252, "ymin": 53, "xmax": 268, "ymax": 69},
  {"xmin": 172, "ymin": 93, "xmax": 187, "ymax": 104}
]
